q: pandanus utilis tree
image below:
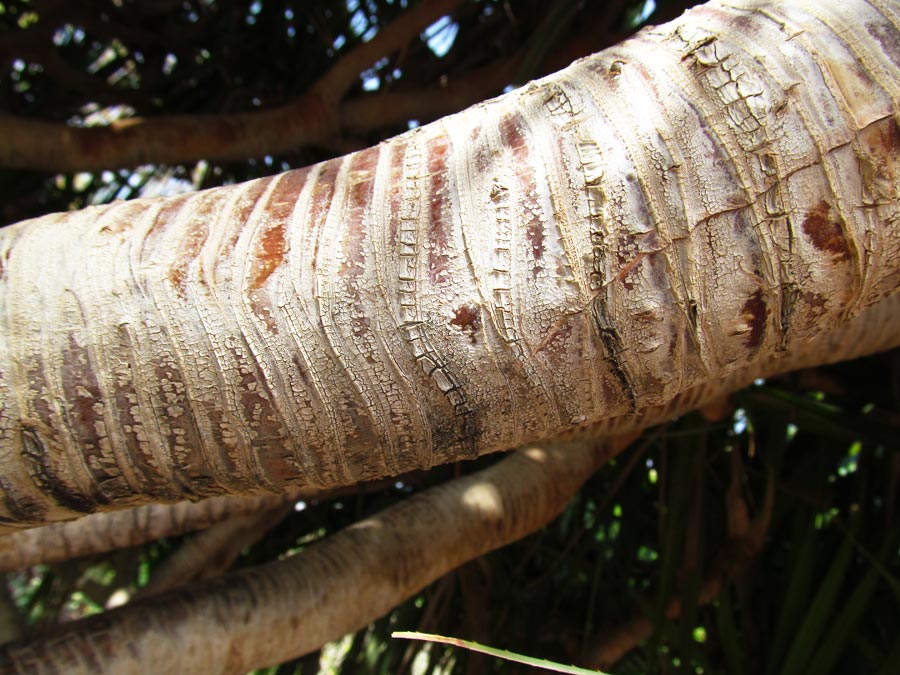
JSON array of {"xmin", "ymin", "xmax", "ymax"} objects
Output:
[{"xmin": 0, "ymin": 0, "xmax": 898, "ymax": 671}]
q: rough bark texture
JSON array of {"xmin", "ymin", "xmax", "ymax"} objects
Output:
[
  {"xmin": 1, "ymin": 0, "xmax": 900, "ymax": 530},
  {"xmin": 0, "ymin": 438, "xmax": 622, "ymax": 675}
]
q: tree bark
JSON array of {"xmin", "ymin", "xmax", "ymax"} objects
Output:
[{"xmin": 1, "ymin": 0, "xmax": 899, "ymax": 530}]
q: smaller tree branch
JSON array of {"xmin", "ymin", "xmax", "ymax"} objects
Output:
[
  {"xmin": 0, "ymin": 491, "xmax": 302, "ymax": 573},
  {"xmin": 0, "ymin": 0, "xmax": 471, "ymax": 173},
  {"xmin": 0, "ymin": 97, "xmax": 331, "ymax": 174},
  {"xmin": 313, "ymin": 0, "xmax": 469, "ymax": 104},
  {"xmin": 134, "ymin": 504, "xmax": 293, "ymax": 599},
  {"xmin": 0, "ymin": 435, "xmax": 635, "ymax": 674}
]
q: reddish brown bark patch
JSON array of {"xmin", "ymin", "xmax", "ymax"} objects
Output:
[
  {"xmin": 248, "ymin": 169, "xmax": 310, "ymax": 331},
  {"xmin": 308, "ymin": 160, "xmax": 341, "ymax": 272},
  {"xmin": 741, "ymin": 289, "xmax": 767, "ymax": 349},
  {"xmin": 426, "ymin": 133, "xmax": 452, "ymax": 284},
  {"xmin": 19, "ymin": 359, "xmax": 99, "ymax": 513},
  {"xmin": 221, "ymin": 177, "xmax": 276, "ymax": 257},
  {"xmin": 386, "ymin": 140, "xmax": 408, "ymax": 247},
  {"xmin": 59, "ymin": 334, "xmax": 117, "ymax": 494},
  {"xmin": 253, "ymin": 224, "xmax": 286, "ymax": 289},
  {"xmin": 499, "ymin": 112, "xmax": 545, "ymax": 265},
  {"xmin": 147, "ymin": 193, "xmax": 192, "ymax": 242},
  {"xmin": 450, "ymin": 304, "xmax": 481, "ymax": 343},
  {"xmin": 149, "ymin": 355, "xmax": 219, "ymax": 496},
  {"xmin": 534, "ymin": 314, "xmax": 575, "ymax": 355},
  {"xmin": 250, "ymin": 168, "xmax": 310, "ymax": 290},
  {"xmin": 341, "ymin": 147, "xmax": 380, "ymax": 279},
  {"xmin": 499, "ymin": 113, "xmax": 526, "ymax": 150},
  {"xmin": 801, "ymin": 201, "xmax": 851, "ymax": 261}
]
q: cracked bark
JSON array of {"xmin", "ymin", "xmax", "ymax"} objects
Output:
[{"xmin": 0, "ymin": 0, "xmax": 899, "ymax": 532}]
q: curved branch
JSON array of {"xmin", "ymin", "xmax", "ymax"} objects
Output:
[
  {"xmin": 134, "ymin": 504, "xmax": 293, "ymax": 598},
  {"xmin": 0, "ymin": 474, "xmax": 421, "ymax": 571},
  {"xmin": 312, "ymin": 0, "xmax": 469, "ymax": 104},
  {"xmin": 0, "ymin": 0, "xmax": 471, "ymax": 173}
]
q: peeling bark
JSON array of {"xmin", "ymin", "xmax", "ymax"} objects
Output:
[{"xmin": 1, "ymin": 0, "xmax": 900, "ymax": 530}]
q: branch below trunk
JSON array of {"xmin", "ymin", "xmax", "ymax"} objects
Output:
[{"xmin": 0, "ymin": 436, "xmax": 631, "ymax": 674}]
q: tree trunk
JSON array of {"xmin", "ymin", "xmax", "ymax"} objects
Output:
[{"xmin": 1, "ymin": 0, "xmax": 899, "ymax": 530}]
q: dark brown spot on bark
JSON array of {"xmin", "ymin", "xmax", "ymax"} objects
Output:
[
  {"xmin": 801, "ymin": 201, "xmax": 851, "ymax": 261},
  {"xmin": 591, "ymin": 294, "xmax": 636, "ymax": 411},
  {"xmin": 741, "ymin": 290, "xmax": 767, "ymax": 349},
  {"xmin": 20, "ymin": 421, "xmax": 99, "ymax": 513},
  {"xmin": 450, "ymin": 304, "xmax": 480, "ymax": 343},
  {"xmin": 0, "ymin": 476, "xmax": 45, "ymax": 523}
]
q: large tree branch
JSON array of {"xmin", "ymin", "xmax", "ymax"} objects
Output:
[
  {"xmin": 0, "ymin": 0, "xmax": 470, "ymax": 172},
  {"xmin": 312, "ymin": 0, "xmax": 469, "ymax": 105},
  {"xmin": 0, "ymin": 436, "xmax": 632, "ymax": 674}
]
